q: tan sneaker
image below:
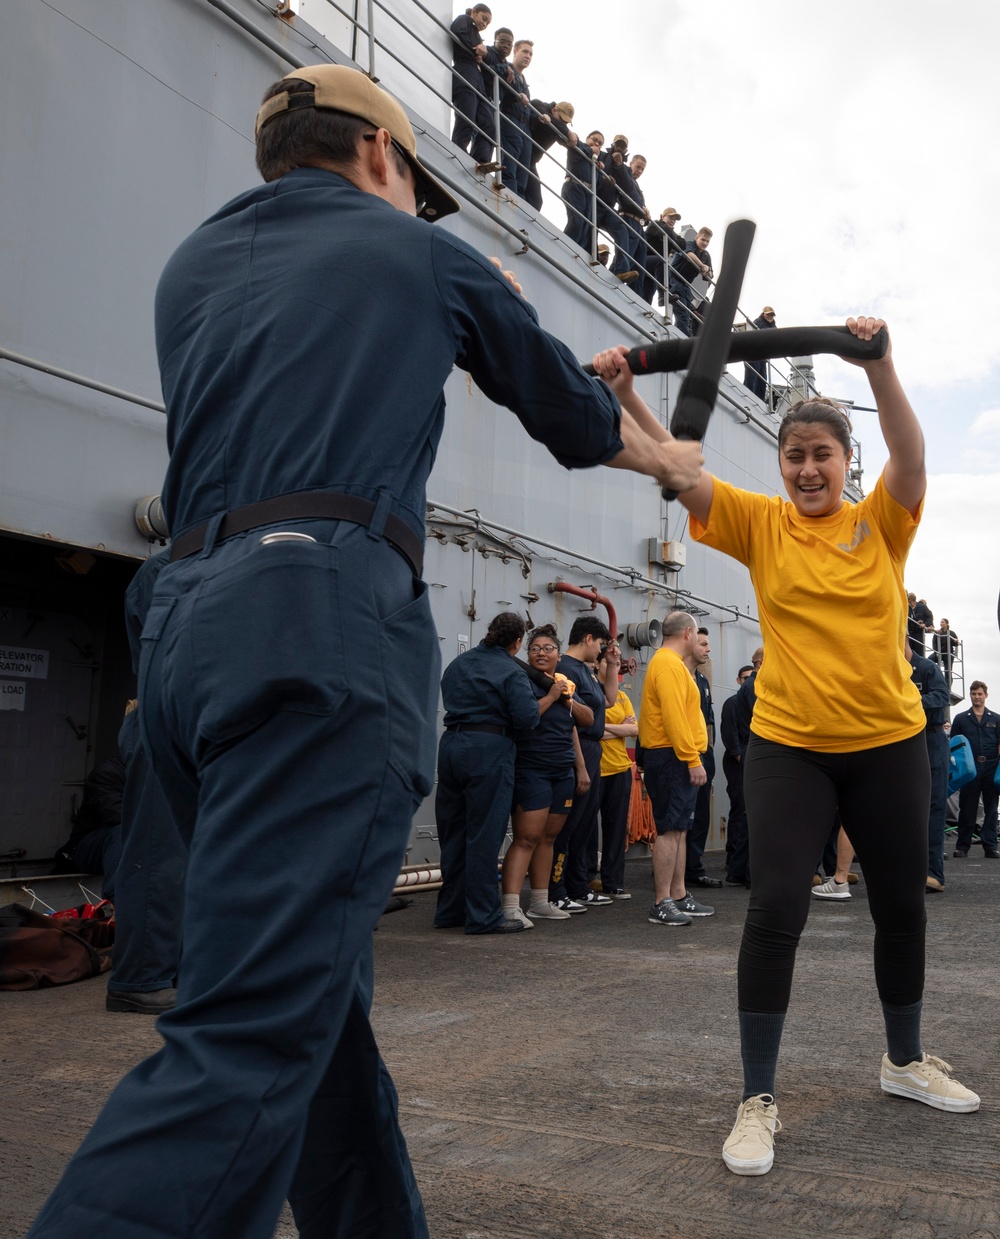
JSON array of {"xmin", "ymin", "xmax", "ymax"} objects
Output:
[
  {"xmin": 880, "ymin": 1054, "xmax": 980, "ymax": 1112},
  {"xmin": 722, "ymin": 1094, "xmax": 781, "ymax": 1175}
]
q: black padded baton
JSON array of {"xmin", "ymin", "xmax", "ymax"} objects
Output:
[
  {"xmin": 582, "ymin": 323, "xmax": 888, "ymax": 376},
  {"xmin": 661, "ymin": 219, "xmax": 756, "ymax": 500}
]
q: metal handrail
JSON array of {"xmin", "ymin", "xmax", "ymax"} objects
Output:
[{"xmin": 0, "ymin": 347, "xmax": 165, "ymax": 413}]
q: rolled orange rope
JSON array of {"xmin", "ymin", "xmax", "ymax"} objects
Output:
[{"xmin": 626, "ymin": 762, "xmax": 657, "ymax": 848}]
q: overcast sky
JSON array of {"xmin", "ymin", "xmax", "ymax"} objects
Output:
[{"xmin": 455, "ymin": 0, "xmax": 1000, "ymax": 702}]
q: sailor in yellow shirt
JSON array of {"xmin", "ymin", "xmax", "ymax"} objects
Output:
[
  {"xmin": 638, "ymin": 612, "xmax": 711, "ymax": 927},
  {"xmin": 592, "ymin": 317, "xmax": 979, "ymax": 1180}
]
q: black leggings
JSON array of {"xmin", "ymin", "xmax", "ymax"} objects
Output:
[{"xmin": 739, "ymin": 731, "xmax": 929, "ymax": 1013}]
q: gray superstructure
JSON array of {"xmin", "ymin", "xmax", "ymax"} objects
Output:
[{"xmin": 0, "ymin": 0, "xmax": 845, "ymax": 870}]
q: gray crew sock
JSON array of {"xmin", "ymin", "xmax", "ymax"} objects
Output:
[
  {"xmin": 739, "ymin": 1010, "xmax": 786, "ymax": 1101},
  {"xmin": 881, "ymin": 998, "xmax": 923, "ymax": 1067}
]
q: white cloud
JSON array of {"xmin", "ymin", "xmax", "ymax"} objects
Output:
[{"xmin": 969, "ymin": 409, "xmax": 1000, "ymax": 438}]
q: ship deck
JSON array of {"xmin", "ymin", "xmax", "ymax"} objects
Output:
[{"xmin": 6, "ymin": 850, "xmax": 998, "ymax": 1239}]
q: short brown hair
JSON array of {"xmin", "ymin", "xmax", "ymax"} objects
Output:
[
  {"xmin": 255, "ymin": 77, "xmax": 408, "ymax": 183},
  {"xmin": 970, "ymin": 680, "xmax": 988, "ymax": 694},
  {"xmin": 513, "ymin": 39, "xmax": 534, "ymax": 50}
]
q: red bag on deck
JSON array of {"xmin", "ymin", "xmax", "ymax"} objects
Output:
[{"xmin": 0, "ymin": 903, "xmax": 114, "ymax": 989}]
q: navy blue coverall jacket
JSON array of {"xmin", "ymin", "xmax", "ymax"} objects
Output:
[
  {"xmin": 29, "ymin": 169, "xmax": 623, "ymax": 1239},
  {"xmin": 951, "ymin": 705, "xmax": 1000, "ymax": 852}
]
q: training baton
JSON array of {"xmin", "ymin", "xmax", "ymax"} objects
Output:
[
  {"xmin": 660, "ymin": 218, "xmax": 756, "ymax": 500},
  {"xmin": 582, "ymin": 322, "xmax": 888, "ymax": 377}
]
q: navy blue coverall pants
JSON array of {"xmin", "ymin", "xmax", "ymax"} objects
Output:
[
  {"xmin": 434, "ymin": 730, "xmax": 515, "ymax": 932},
  {"xmin": 107, "ymin": 707, "xmax": 185, "ymax": 993},
  {"xmin": 107, "ymin": 552, "xmax": 185, "ymax": 995},
  {"xmin": 29, "ymin": 528, "xmax": 437, "ymax": 1239},
  {"xmin": 685, "ymin": 744, "xmax": 716, "ymax": 880}
]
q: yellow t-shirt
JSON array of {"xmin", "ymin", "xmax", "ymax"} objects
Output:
[
  {"xmin": 638, "ymin": 648, "xmax": 708, "ymax": 766},
  {"xmin": 601, "ymin": 689, "xmax": 636, "ymax": 776},
  {"xmin": 690, "ymin": 473, "xmax": 925, "ymax": 752}
]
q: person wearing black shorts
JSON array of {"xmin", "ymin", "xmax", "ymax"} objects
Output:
[{"xmin": 500, "ymin": 626, "xmax": 593, "ymax": 925}]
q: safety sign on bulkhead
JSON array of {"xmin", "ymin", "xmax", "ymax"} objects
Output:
[
  {"xmin": 0, "ymin": 647, "xmax": 49, "ymax": 679},
  {"xmin": 0, "ymin": 680, "xmax": 27, "ymax": 711}
]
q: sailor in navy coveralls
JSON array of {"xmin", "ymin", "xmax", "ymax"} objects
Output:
[
  {"xmin": 434, "ymin": 613, "xmax": 540, "ymax": 933},
  {"xmin": 30, "ymin": 65, "xmax": 702, "ymax": 1239}
]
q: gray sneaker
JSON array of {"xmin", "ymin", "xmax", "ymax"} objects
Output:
[
  {"xmin": 812, "ymin": 878, "xmax": 851, "ymax": 900},
  {"xmin": 647, "ymin": 898, "xmax": 693, "ymax": 926},
  {"xmin": 501, "ymin": 907, "xmax": 534, "ymax": 930},
  {"xmin": 677, "ymin": 892, "xmax": 715, "ymax": 917}
]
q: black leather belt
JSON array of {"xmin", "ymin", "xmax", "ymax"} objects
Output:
[
  {"xmin": 622, "ymin": 213, "xmax": 644, "ymax": 221},
  {"xmin": 169, "ymin": 492, "xmax": 423, "ymax": 575},
  {"xmin": 446, "ymin": 723, "xmax": 513, "ymax": 738}
]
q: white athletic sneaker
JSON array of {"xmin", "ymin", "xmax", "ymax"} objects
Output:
[
  {"xmin": 502, "ymin": 907, "xmax": 534, "ymax": 929},
  {"xmin": 722, "ymin": 1094, "xmax": 781, "ymax": 1176},
  {"xmin": 879, "ymin": 1054, "xmax": 980, "ymax": 1112},
  {"xmin": 526, "ymin": 901, "xmax": 571, "ymax": 920},
  {"xmin": 812, "ymin": 878, "xmax": 851, "ymax": 900}
]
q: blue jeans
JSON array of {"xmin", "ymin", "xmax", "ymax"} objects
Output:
[
  {"xmin": 30, "ymin": 523, "xmax": 436, "ymax": 1239},
  {"xmin": 434, "ymin": 730, "xmax": 514, "ymax": 932}
]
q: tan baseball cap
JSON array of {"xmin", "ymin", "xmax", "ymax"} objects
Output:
[
  {"xmin": 663, "ymin": 207, "xmax": 681, "ymax": 220},
  {"xmin": 255, "ymin": 65, "xmax": 460, "ymax": 222},
  {"xmin": 762, "ymin": 305, "xmax": 775, "ymax": 315}
]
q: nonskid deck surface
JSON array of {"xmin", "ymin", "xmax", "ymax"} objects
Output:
[{"xmin": 6, "ymin": 854, "xmax": 997, "ymax": 1239}]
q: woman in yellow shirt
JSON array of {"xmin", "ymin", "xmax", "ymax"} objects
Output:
[{"xmin": 591, "ymin": 317, "xmax": 978, "ymax": 1177}]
